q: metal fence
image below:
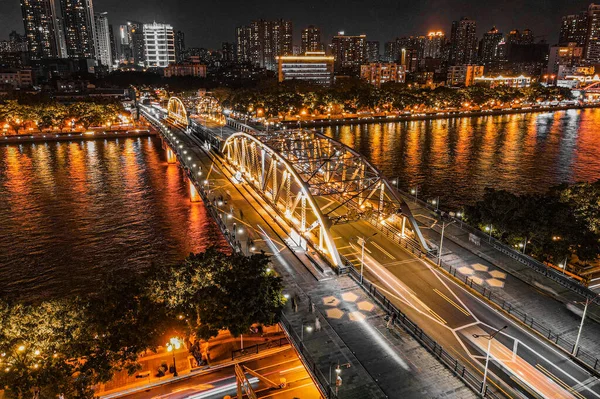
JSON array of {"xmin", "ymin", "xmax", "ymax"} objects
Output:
[
  {"xmin": 395, "ymin": 187, "xmax": 598, "ymax": 300},
  {"xmin": 346, "ymin": 266, "xmax": 505, "ymax": 399},
  {"xmin": 428, "ymin": 251, "xmax": 600, "ymax": 372},
  {"xmin": 231, "ymin": 337, "xmax": 289, "ymax": 360},
  {"xmin": 278, "ymin": 314, "xmax": 340, "ymax": 399}
]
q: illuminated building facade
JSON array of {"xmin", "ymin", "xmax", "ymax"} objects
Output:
[
  {"xmin": 423, "ymin": 31, "xmax": 445, "ymax": 59},
  {"xmin": 474, "ymin": 75, "xmax": 531, "ymax": 88},
  {"xmin": 277, "ymin": 52, "xmax": 334, "ymax": 85},
  {"xmin": 94, "ymin": 12, "xmax": 112, "ymax": 70},
  {"xmin": 301, "ymin": 25, "xmax": 322, "ymax": 53},
  {"xmin": 143, "ymin": 22, "xmax": 175, "ymax": 68},
  {"xmin": 447, "ymin": 64, "xmax": 484, "ymax": 86},
  {"xmin": 479, "ymin": 27, "xmax": 503, "ymax": 64},
  {"xmin": 60, "ymin": 0, "xmax": 96, "ymax": 59},
  {"xmin": 20, "ymin": 0, "xmax": 62, "ymax": 59},
  {"xmin": 449, "ymin": 17, "xmax": 477, "ymax": 65},
  {"xmin": 330, "ymin": 32, "xmax": 367, "ymax": 72},
  {"xmin": 360, "ymin": 62, "xmax": 406, "ymax": 86},
  {"xmin": 236, "ymin": 19, "xmax": 293, "ymax": 70}
]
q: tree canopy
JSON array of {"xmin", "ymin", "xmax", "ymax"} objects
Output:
[{"xmin": 0, "ymin": 248, "xmax": 284, "ymax": 399}]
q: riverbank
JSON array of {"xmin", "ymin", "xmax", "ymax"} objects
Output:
[
  {"xmin": 281, "ymin": 103, "xmax": 600, "ymax": 127},
  {"xmin": 1, "ymin": 129, "xmax": 156, "ymax": 144}
]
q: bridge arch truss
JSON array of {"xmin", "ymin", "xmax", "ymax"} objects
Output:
[
  {"xmin": 223, "ymin": 130, "xmax": 430, "ymax": 268},
  {"xmin": 167, "ymin": 97, "xmax": 189, "ymax": 128}
]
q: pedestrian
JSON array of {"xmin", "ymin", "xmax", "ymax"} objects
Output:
[
  {"xmin": 387, "ymin": 312, "xmax": 397, "ymax": 329},
  {"xmin": 240, "ymin": 209, "xmax": 244, "ymax": 220},
  {"xmin": 308, "ymin": 298, "xmax": 314, "ymax": 313},
  {"xmin": 291, "ymin": 296, "xmax": 297, "ymax": 312},
  {"xmin": 315, "ymin": 317, "xmax": 321, "ymax": 331}
]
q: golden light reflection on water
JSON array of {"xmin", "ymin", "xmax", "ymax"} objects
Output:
[
  {"xmin": 0, "ymin": 137, "xmax": 226, "ymax": 299},
  {"xmin": 322, "ymin": 109, "xmax": 600, "ymax": 207}
]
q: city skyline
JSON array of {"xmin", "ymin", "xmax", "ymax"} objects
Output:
[{"xmin": 0, "ymin": 0, "xmax": 597, "ymax": 49}]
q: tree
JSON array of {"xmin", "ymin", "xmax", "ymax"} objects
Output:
[
  {"xmin": 0, "ymin": 100, "xmax": 31, "ymax": 135},
  {"xmin": 147, "ymin": 247, "xmax": 285, "ymax": 340}
]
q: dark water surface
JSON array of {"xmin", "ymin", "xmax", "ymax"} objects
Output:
[
  {"xmin": 321, "ymin": 108, "xmax": 600, "ymax": 208},
  {"xmin": 0, "ymin": 137, "xmax": 225, "ymax": 299}
]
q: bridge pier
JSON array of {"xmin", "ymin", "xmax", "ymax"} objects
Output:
[
  {"xmin": 166, "ymin": 147, "xmax": 177, "ymax": 164},
  {"xmin": 189, "ymin": 179, "xmax": 201, "ymax": 202}
]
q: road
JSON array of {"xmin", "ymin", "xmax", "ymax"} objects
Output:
[{"xmin": 119, "ymin": 347, "xmax": 320, "ymax": 399}]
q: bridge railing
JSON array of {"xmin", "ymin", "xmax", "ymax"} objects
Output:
[
  {"xmin": 394, "ymin": 187, "xmax": 598, "ymax": 300},
  {"xmin": 345, "ymin": 266, "xmax": 505, "ymax": 399}
]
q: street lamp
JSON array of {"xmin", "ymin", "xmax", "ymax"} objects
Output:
[
  {"xmin": 438, "ymin": 220, "xmax": 456, "ymax": 266},
  {"xmin": 301, "ymin": 323, "xmax": 313, "ymax": 342},
  {"xmin": 573, "ymin": 293, "xmax": 600, "ymax": 356},
  {"xmin": 431, "ymin": 196, "xmax": 440, "ymax": 211},
  {"xmin": 357, "ymin": 233, "xmax": 378, "ymax": 283},
  {"xmin": 410, "ymin": 187, "xmax": 418, "ymax": 202},
  {"xmin": 166, "ymin": 337, "xmax": 182, "ymax": 377},
  {"xmin": 473, "ymin": 325, "xmax": 507, "ymax": 395}
]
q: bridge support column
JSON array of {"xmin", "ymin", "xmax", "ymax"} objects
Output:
[
  {"xmin": 166, "ymin": 147, "xmax": 177, "ymax": 164},
  {"xmin": 401, "ymin": 216, "xmax": 406, "ymax": 237},
  {"xmin": 189, "ymin": 180, "xmax": 200, "ymax": 202}
]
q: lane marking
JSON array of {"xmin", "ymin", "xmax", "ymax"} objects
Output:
[
  {"xmin": 427, "ymin": 308, "xmax": 448, "ymax": 325},
  {"xmin": 371, "ymin": 241, "xmax": 396, "ymax": 260},
  {"xmin": 536, "ymin": 365, "xmax": 585, "ymax": 399},
  {"xmin": 434, "ymin": 288, "xmax": 471, "ymax": 316}
]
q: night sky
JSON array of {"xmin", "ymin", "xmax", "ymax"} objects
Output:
[{"xmin": 0, "ymin": 0, "xmax": 594, "ymax": 49}]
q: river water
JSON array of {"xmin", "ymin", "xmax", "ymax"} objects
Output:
[
  {"xmin": 0, "ymin": 136, "xmax": 225, "ymax": 299},
  {"xmin": 2, "ymin": 109, "xmax": 600, "ymax": 298},
  {"xmin": 321, "ymin": 108, "xmax": 600, "ymax": 209}
]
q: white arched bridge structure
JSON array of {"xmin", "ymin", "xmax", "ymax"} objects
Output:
[
  {"xmin": 223, "ymin": 130, "xmax": 430, "ymax": 268},
  {"xmin": 167, "ymin": 97, "xmax": 189, "ymax": 127}
]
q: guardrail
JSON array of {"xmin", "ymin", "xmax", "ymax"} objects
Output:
[
  {"xmin": 346, "ymin": 266, "xmax": 505, "ymax": 399},
  {"xmin": 396, "ymin": 188, "xmax": 598, "ymax": 300},
  {"xmin": 231, "ymin": 337, "xmax": 289, "ymax": 360},
  {"xmin": 426, "ymin": 250, "xmax": 600, "ymax": 372},
  {"xmin": 278, "ymin": 314, "xmax": 339, "ymax": 399}
]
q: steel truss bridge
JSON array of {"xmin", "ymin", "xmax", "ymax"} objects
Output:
[{"xmin": 223, "ymin": 129, "xmax": 430, "ymax": 267}]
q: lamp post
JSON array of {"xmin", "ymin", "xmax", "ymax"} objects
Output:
[
  {"xmin": 438, "ymin": 220, "xmax": 456, "ymax": 266},
  {"xmin": 166, "ymin": 337, "xmax": 182, "ymax": 377},
  {"xmin": 301, "ymin": 323, "xmax": 313, "ymax": 342},
  {"xmin": 410, "ymin": 187, "xmax": 418, "ymax": 202},
  {"xmin": 473, "ymin": 325, "xmax": 507, "ymax": 395},
  {"xmin": 573, "ymin": 293, "xmax": 600, "ymax": 356},
  {"xmin": 431, "ymin": 196, "xmax": 439, "ymax": 211},
  {"xmin": 357, "ymin": 233, "xmax": 378, "ymax": 283}
]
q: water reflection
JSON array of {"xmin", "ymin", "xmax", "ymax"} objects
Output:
[
  {"xmin": 0, "ymin": 137, "xmax": 226, "ymax": 300},
  {"xmin": 321, "ymin": 108, "xmax": 600, "ymax": 208}
]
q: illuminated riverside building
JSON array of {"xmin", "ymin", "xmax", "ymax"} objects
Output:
[
  {"xmin": 447, "ymin": 64, "xmax": 484, "ymax": 86},
  {"xmin": 449, "ymin": 17, "xmax": 477, "ymax": 65},
  {"xmin": 60, "ymin": 0, "xmax": 96, "ymax": 59},
  {"xmin": 277, "ymin": 52, "xmax": 334, "ymax": 85},
  {"xmin": 474, "ymin": 75, "xmax": 531, "ymax": 88},
  {"xmin": 143, "ymin": 22, "xmax": 175, "ymax": 68},
  {"xmin": 236, "ymin": 19, "xmax": 293, "ymax": 70},
  {"xmin": 331, "ymin": 32, "xmax": 367, "ymax": 71},
  {"xmin": 20, "ymin": 0, "xmax": 62, "ymax": 59},
  {"xmin": 360, "ymin": 62, "xmax": 405, "ymax": 86},
  {"xmin": 301, "ymin": 25, "xmax": 322, "ymax": 53}
]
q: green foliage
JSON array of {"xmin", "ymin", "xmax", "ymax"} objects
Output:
[
  {"xmin": 0, "ymin": 100, "xmax": 126, "ymax": 134},
  {"xmin": 148, "ymin": 247, "xmax": 285, "ymax": 340},
  {"xmin": 222, "ymin": 80, "xmax": 571, "ymax": 118},
  {"xmin": 0, "ymin": 249, "xmax": 284, "ymax": 398},
  {"xmin": 465, "ymin": 182, "xmax": 600, "ymax": 264}
]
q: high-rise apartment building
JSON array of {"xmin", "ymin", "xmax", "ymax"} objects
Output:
[
  {"xmin": 175, "ymin": 30, "xmax": 185, "ymax": 62},
  {"xmin": 423, "ymin": 31, "xmax": 445, "ymax": 59},
  {"xmin": 143, "ymin": 22, "xmax": 175, "ymax": 68},
  {"xmin": 60, "ymin": 0, "xmax": 96, "ymax": 59},
  {"xmin": 449, "ymin": 17, "xmax": 477, "ymax": 65},
  {"xmin": 120, "ymin": 21, "xmax": 145, "ymax": 66},
  {"xmin": 479, "ymin": 27, "xmax": 503, "ymax": 64},
  {"xmin": 447, "ymin": 64, "xmax": 484, "ymax": 86},
  {"xmin": 331, "ymin": 32, "xmax": 367, "ymax": 71},
  {"xmin": 301, "ymin": 25, "xmax": 322, "ymax": 53},
  {"xmin": 586, "ymin": 4, "xmax": 600, "ymax": 62},
  {"xmin": 559, "ymin": 12, "xmax": 589, "ymax": 46},
  {"xmin": 235, "ymin": 25, "xmax": 252, "ymax": 63},
  {"xmin": 108, "ymin": 24, "xmax": 117, "ymax": 65},
  {"xmin": 20, "ymin": 0, "xmax": 62, "ymax": 59},
  {"xmin": 366, "ymin": 41, "xmax": 380, "ymax": 61},
  {"xmin": 384, "ymin": 41, "xmax": 399, "ymax": 62},
  {"xmin": 236, "ymin": 20, "xmax": 292, "ymax": 70},
  {"xmin": 94, "ymin": 12, "xmax": 112, "ymax": 70},
  {"xmin": 547, "ymin": 43, "xmax": 584, "ymax": 76},
  {"xmin": 222, "ymin": 42, "xmax": 235, "ymax": 62}
]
